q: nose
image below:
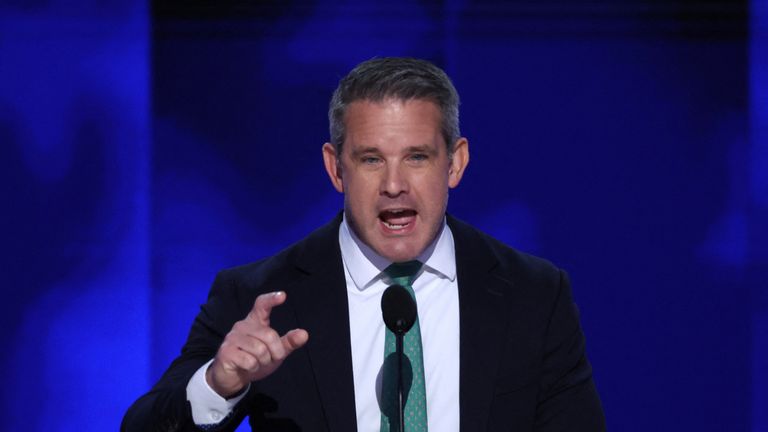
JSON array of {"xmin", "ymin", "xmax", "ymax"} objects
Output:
[{"xmin": 381, "ymin": 163, "xmax": 408, "ymax": 197}]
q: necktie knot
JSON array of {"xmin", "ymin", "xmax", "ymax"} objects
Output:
[{"xmin": 384, "ymin": 260, "xmax": 423, "ymax": 286}]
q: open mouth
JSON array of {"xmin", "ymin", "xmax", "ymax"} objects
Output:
[{"xmin": 379, "ymin": 209, "xmax": 417, "ymax": 231}]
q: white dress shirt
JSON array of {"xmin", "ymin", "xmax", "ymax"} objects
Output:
[
  {"xmin": 341, "ymin": 217, "xmax": 460, "ymax": 431},
  {"xmin": 187, "ymin": 217, "xmax": 461, "ymax": 430}
]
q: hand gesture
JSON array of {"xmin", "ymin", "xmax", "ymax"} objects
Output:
[{"xmin": 206, "ymin": 291, "xmax": 309, "ymax": 398}]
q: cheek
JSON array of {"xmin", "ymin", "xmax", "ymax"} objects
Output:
[
  {"xmin": 418, "ymin": 178, "xmax": 450, "ymax": 209},
  {"xmin": 344, "ymin": 179, "xmax": 377, "ymax": 217}
]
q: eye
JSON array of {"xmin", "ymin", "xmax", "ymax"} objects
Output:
[
  {"xmin": 408, "ymin": 153, "xmax": 428, "ymax": 162},
  {"xmin": 362, "ymin": 156, "xmax": 382, "ymax": 165}
]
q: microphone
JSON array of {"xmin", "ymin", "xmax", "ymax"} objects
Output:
[
  {"xmin": 381, "ymin": 284, "xmax": 417, "ymax": 335},
  {"xmin": 381, "ymin": 284, "xmax": 417, "ymax": 432}
]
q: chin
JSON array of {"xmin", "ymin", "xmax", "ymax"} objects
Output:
[{"xmin": 377, "ymin": 242, "xmax": 422, "ymax": 263}]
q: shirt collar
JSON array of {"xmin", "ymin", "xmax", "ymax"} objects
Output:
[{"xmin": 339, "ymin": 215, "xmax": 457, "ymax": 291}]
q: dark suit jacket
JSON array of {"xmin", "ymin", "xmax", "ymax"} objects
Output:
[{"xmin": 122, "ymin": 214, "xmax": 605, "ymax": 431}]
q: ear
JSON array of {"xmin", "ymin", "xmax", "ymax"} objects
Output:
[
  {"xmin": 448, "ymin": 137, "xmax": 469, "ymax": 189},
  {"xmin": 322, "ymin": 142, "xmax": 344, "ymax": 193}
]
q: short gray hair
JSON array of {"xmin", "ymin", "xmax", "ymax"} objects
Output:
[{"xmin": 328, "ymin": 57, "xmax": 461, "ymax": 155}]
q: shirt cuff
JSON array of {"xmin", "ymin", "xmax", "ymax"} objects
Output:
[{"xmin": 186, "ymin": 359, "xmax": 250, "ymax": 425}]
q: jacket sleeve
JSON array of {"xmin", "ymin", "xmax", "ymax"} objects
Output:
[
  {"xmin": 121, "ymin": 271, "xmax": 252, "ymax": 432},
  {"xmin": 534, "ymin": 269, "xmax": 606, "ymax": 431}
]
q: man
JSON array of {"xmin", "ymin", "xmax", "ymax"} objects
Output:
[{"xmin": 123, "ymin": 57, "xmax": 605, "ymax": 431}]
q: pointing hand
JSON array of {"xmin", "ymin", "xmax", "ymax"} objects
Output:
[{"xmin": 206, "ymin": 291, "xmax": 309, "ymax": 398}]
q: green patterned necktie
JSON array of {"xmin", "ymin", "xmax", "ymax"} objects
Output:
[{"xmin": 380, "ymin": 260, "xmax": 427, "ymax": 432}]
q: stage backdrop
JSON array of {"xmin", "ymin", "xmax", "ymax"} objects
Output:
[{"xmin": 1, "ymin": 0, "xmax": 766, "ymax": 431}]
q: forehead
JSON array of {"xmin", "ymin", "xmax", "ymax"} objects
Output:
[{"xmin": 343, "ymin": 98, "xmax": 443, "ymax": 147}]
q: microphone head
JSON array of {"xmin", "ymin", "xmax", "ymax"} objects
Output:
[{"xmin": 381, "ymin": 284, "xmax": 417, "ymax": 335}]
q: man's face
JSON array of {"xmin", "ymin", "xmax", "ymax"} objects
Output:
[{"xmin": 322, "ymin": 98, "xmax": 469, "ymax": 262}]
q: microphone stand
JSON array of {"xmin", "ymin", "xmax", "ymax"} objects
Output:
[
  {"xmin": 382, "ymin": 284, "xmax": 416, "ymax": 432},
  {"xmin": 396, "ymin": 332, "xmax": 405, "ymax": 432}
]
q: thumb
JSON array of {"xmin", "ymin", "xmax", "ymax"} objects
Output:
[{"xmin": 281, "ymin": 328, "xmax": 309, "ymax": 354}]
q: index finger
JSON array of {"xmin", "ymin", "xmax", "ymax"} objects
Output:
[{"xmin": 246, "ymin": 291, "xmax": 287, "ymax": 326}]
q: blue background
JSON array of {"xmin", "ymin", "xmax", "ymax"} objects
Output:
[{"xmin": 1, "ymin": 0, "xmax": 766, "ymax": 430}]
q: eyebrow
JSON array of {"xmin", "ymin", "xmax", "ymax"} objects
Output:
[
  {"xmin": 349, "ymin": 144, "xmax": 438, "ymax": 158},
  {"xmin": 349, "ymin": 146, "xmax": 382, "ymax": 157},
  {"xmin": 404, "ymin": 145, "xmax": 438, "ymax": 154}
]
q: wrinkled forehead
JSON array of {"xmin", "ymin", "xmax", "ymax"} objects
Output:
[{"xmin": 341, "ymin": 99, "xmax": 445, "ymax": 152}]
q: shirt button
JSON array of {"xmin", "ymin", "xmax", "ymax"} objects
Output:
[{"xmin": 210, "ymin": 411, "xmax": 222, "ymax": 422}]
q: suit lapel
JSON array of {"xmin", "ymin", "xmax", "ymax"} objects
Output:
[
  {"xmin": 286, "ymin": 214, "xmax": 514, "ymax": 431},
  {"xmin": 288, "ymin": 215, "xmax": 358, "ymax": 431},
  {"xmin": 449, "ymin": 216, "xmax": 512, "ymax": 431}
]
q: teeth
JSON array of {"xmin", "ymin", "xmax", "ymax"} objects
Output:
[{"xmin": 384, "ymin": 221, "xmax": 407, "ymax": 229}]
